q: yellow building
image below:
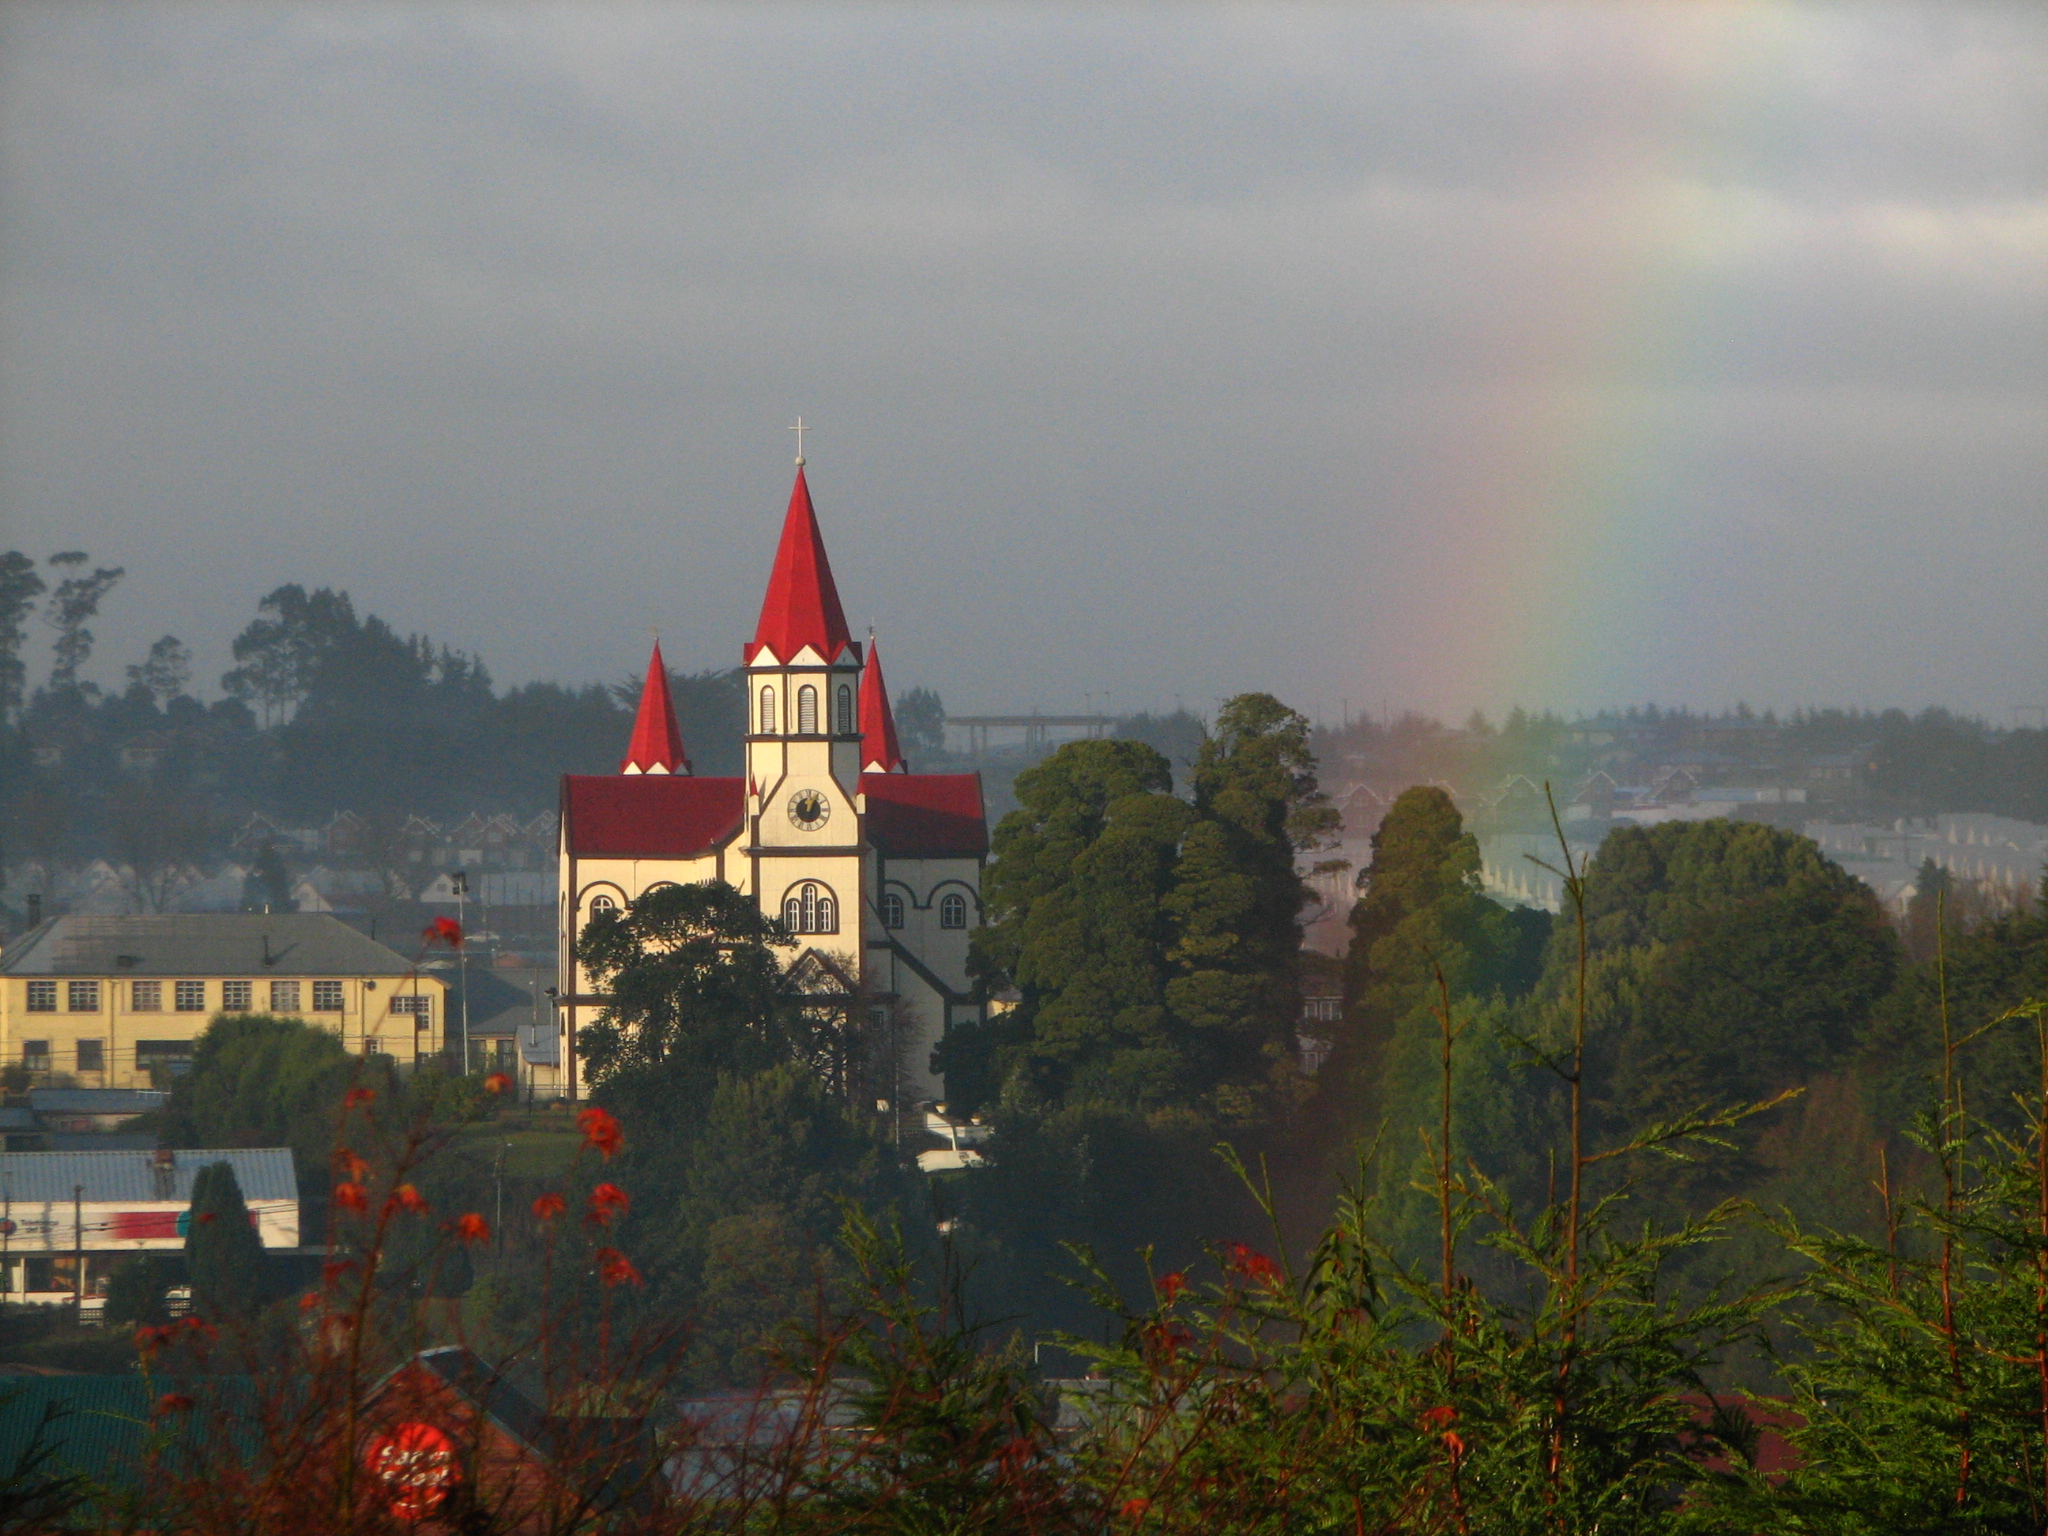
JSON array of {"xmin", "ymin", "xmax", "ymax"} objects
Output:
[{"xmin": 0, "ymin": 913, "xmax": 448, "ymax": 1088}]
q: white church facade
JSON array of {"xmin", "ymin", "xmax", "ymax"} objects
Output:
[{"xmin": 554, "ymin": 464, "xmax": 987, "ymax": 1101}]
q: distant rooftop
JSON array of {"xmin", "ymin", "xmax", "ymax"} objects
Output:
[
  {"xmin": 0, "ymin": 912, "xmax": 425, "ymax": 979},
  {"xmin": 0, "ymin": 1147, "xmax": 296, "ymax": 1205}
]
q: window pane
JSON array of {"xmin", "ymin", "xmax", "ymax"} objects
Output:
[
  {"xmin": 881, "ymin": 894, "xmax": 904, "ymax": 930},
  {"xmin": 313, "ymin": 980, "xmax": 344, "ymax": 1012},
  {"xmin": 175, "ymin": 981, "xmax": 207, "ymax": 1012},
  {"xmin": 940, "ymin": 894, "xmax": 967, "ymax": 929},
  {"xmin": 759, "ymin": 687, "xmax": 776, "ymax": 735},
  {"xmin": 76, "ymin": 1040, "xmax": 104, "ymax": 1073},
  {"xmin": 798, "ymin": 686, "xmax": 818, "ymax": 734},
  {"xmin": 270, "ymin": 980, "xmax": 300, "ymax": 1012},
  {"xmin": 222, "ymin": 980, "xmax": 252, "ymax": 1011},
  {"xmin": 836, "ymin": 685, "xmax": 853, "ymax": 735},
  {"xmin": 131, "ymin": 980, "xmax": 161, "ymax": 1012},
  {"xmin": 25, "ymin": 982, "xmax": 55, "ymax": 1012},
  {"xmin": 21, "ymin": 1041, "xmax": 49, "ymax": 1071},
  {"xmin": 67, "ymin": 981, "xmax": 100, "ymax": 1012}
]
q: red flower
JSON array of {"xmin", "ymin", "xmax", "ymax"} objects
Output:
[
  {"xmin": 344, "ymin": 1088, "xmax": 376, "ymax": 1110},
  {"xmin": 455, "ymin": 1212, "xmax": 490, "ymax": 1245},
  {"xmin": 1156, "ymin": 1270, "xmax": 1187, "ymax": 1304},
  {"xmin": 387, "ymin": 1183, "xmax": 429, "ymax": 1215},
  {"xmin": 334, "ymin": 1149, "xmax": 369, "ymax": 1182},
  {"xmin": 1120, "ymin": 1497, "xmax": 1152, "ymax": 1519},
  {"xmin": 1420, "ymin": 1405, "xmax": 1458, "ymax": 1430},
  {"xmin": 424, "ymin": 915, "xmax": 464, "ymax": 948},
  {"xmin": 484, "ymin": 1072, "xmax": 513, "ymax": 1095},
  {"xmin": 532, "ymin": 1192, "xmax": 566, "ymax": 1222},
  {"xmin": 154, "ymin": 1392, "xmax": 195, "ymax": 1416},
  {"xmin": 594, "ymin": 1247, "xmax": 641, "ymax": 1288},
  {"xmin": 333, "ymin": 1182, "xmax": 368, "ymax": 1212},
  {"xmin": 1442, "ymin": 1430, "xmax": 1466, "ymax": 1456},
  {"xmin": 1223, "ymin": 1242, "xmax": 1283, "ymax": 1289},
  {"xmin": 298, "ymin": 1293, "xmax": 321, "ymax": 1312},
  {"xmin": 578, "ymin": 1106, "xmax": 623, "ymax": 1160},
  {"xmin": 135, "ymin": 1323, "xmax": 173, "ymax": 1356},
  {"xmin": 586, "ymin": 1182, "xmax": 629, "ymax": 1227}
]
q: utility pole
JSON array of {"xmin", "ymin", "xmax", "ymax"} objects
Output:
[
  {"xmin": 71, "ymin": 1185, "xmax": 83, "ymax": 1320},
  {"xmin": 451, "ymin": 870, "xmax": 470, "ymax": 1074}
]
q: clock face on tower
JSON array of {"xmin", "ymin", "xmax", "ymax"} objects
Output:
[{"xmin": 787, "ymin": 789, "xmax": 831, "ymax": 832}]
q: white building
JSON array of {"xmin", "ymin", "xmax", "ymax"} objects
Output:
[{"xmin": 556, "ymin": 464, "xmax": 988, "ymax": 1101}]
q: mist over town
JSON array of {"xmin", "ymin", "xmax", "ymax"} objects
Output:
[{"xmin": 0, "ymin": 5, "xmax": 2043, "ymax": 1529}]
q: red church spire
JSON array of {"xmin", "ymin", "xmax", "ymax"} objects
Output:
[
  {"xmin": 620, "ymin": 642, "xmax": 689, "ymax": 774},
  {"xmin": 747, "ymin": 466, "xmax": 856, "ymax": 665},
  {"xmin": 861, "ymin": 634, "xmax": 907, "ymax": 773}
]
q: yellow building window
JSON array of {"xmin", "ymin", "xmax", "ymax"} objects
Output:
[
  {"xmin": 223, "ymin": 980, "xmax": 252, "ymax": 1011},
  {"xmin": 67, "ymin": 981, "xmax": 99, "ymax": 1012},
  {"xmin": 132, "ymin": 980, "xmax": 162, "ymax": 1011},
  {"xmin": 175, "ymin": 981, "xmax": 206, "ymax": 1012},
  {"xmin": 270, "ymin": 981, "xmax": 300, "ymax": 1012}
]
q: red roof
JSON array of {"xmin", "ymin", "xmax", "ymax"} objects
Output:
[
  {"xmin": 862, "ymin": 773, "xmax": 986, "ymax": 859},
  {"xmin": 561, "ymin": 775, "xmax": 744, "ymax": 859},
  {"xmin": 620, "ymin": 643, "xmax": 689, "ymax": 774},
  {"xmin": 860, "ymin": 637, "xmax": 906, "ymax": 773},
  {"xmin": 746, "ymin": 468, "xmax": 857, "ymax": 665}
]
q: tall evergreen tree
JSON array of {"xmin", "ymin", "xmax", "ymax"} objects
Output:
[
  {"xmin": 185, "ymin": 1161, "xmax": 268, "ymax": 1323},
  {"xmin": 0, "ymin": 552, "xmax": 45, "ymax": 718}
]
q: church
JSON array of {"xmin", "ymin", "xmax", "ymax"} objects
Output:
[{"xmin": 554, "ymin": 462, "xmax": 988, "ymax": 1103}]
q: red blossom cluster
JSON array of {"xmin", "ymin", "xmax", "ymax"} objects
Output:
[
  {"xmin": 332, "ymin": 1182, "xmax": 368, "ymax": 1212},
  {"xmin": 423, "ymin": 916, "xmax": 464, "ymax": 948},
  {"xmin": 578, "ymin": 1106, "xmax": 623, "ymax": 1159},
  {"xmin": 1223, "ymin": 1243, "xmax": 1283, "ymax": 1290},
  {"xmin": 135, "ymin": 1316, "xmax": 215, "ymax": 1358},
  {"xmin": 454, "ymin": 1212, "xmax": 491, "ymax": 1245},
  {"xmin": 1156, "ymin": 1270, "xmax": 1187, "ymax": 1304},
  {"xmin": 594, "ymin": 1247, "xmax": 642, "ymax": 1288},
  {"xmin": 343, "ymin": 1088, "xmax": 376, "ymax": 1111},
  {"xmin": 483, "ymin": 1072, "xmax": 513, "ymax": 1095},
  {"xmin": 586, "ymin": 1182, "xmax": 629, "ymax": 1227},
  {"xmin": 386, "ymin": 1183, "xmax": 429, "ymax": 1215},
  {"xmin": 532, "ymin": 1192, "xmax": 566, "ymax": 1222}
]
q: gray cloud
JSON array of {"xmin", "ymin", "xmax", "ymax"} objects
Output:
[{"xmin": 2, "ymin": 3, "xmax": 2042, "ymax": 723}]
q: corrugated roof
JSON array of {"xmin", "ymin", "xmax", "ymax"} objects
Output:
[
  {"xmin": 0, "ymin": 1148, "xmax": 297, "ymax": 1205},
  {"xmin": 28, "ymin": 1089, "xmax": 168, "ymax": 1116},
  {"xmin": 0, "ymin": 1377, "xmax": 259, "ymax": 1494},
  {"xmin": 0, "ymin": 913, "xmax": 425, "ymax": 979}
]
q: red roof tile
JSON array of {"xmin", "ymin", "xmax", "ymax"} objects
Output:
[
  {"xmin": 561, "ymin": 775, "xmax": 744, "ymax": 859},
  {"xmin": 620, "ymin": 643, "xmax": 689, "ymax": 774},
  {"xmin": 746, "ymin": 468, "xmax": 857, "ymax": 665},
  {"xmin": 863, "ymin": 773, "xmax": 986, "ymax": 859}
]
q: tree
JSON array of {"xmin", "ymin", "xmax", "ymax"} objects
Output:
[
  {"xmin": 0, "ymin": 552, "xmax": 45, "ymax": 717},
  {"xmin": 185, "ymin": 1161, "xmax": 269, "ymax": 1323},
  {"xmin": 126, "ymin": 635, "xmax": 193, "ymax": 709},
  {"xmin": 575, "ymin": 881, "xmax": 838, "ymax": 1133},
  {"xmin": 104, "ymin": 1254, "xmax": 177, "ymax": 1327},
  {"xmin": 895, "ymin": 687, "xmax": 946, "ymax": 761},
  {"xmin": 156, "ymin": 1013, "xmax": 385, "ymax": 1180},
  {"xmin": 1166, "ymin": 694, "xmax": 1336, "ymax": 1097},
  {"xmin": 968, "ymin": 738, "xmax": 1189, "ymax": 1108},
  {"xmin": 241, "ymin": 841, "xmax": 296, "ymax": 913},
  {"xmin": 110, "ymin": 788, "xmax": 208, "ymax": 912},
  {"xmin": 40, "ymin": 552, "xmax": 123, "ymax": 695}
]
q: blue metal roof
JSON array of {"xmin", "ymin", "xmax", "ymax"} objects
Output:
[{"xmin": 0, "ymin": 1148, "xmax": 296, "ymax": 1205}]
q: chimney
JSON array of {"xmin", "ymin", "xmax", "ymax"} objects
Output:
[{"xmin": 151, "ymin": 1146, "xmax": 176, "ymax": 1202}]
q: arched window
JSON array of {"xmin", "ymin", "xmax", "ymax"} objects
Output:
[
  {"xmin": 798, "ymin": 685, "xmax": 819, "ymax": 734},
  {"xmin": 589, "ymin": 893, "xmax": 616, "ymax": 914},
  {"xmin": 781, "ymin": 882, "xmax": 839, "ymax": 935},
  {"xmin": 880, "ymin": 892, "xmax": 905, "ymax": 930},
  {"xmin": 759, "ymin": 686, "xmax": 777, "ymax": 735},
  {"xmin": 836, "ymin": 685, "xmax": 854, "ymax": 735},
  {"xmin": 939, "ymin": 893, "xmax": 969, "ymax": 929}
]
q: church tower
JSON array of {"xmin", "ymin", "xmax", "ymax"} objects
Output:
[{"xmin": 742, "ymin": 463, "xmax": 868, "ymax": 978}]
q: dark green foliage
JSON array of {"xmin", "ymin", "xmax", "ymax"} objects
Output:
[
  {"xmin": 575, "ymin": 880, "xmax": 843, "ymax": 1130},
  {"xmin": 894, "ymin": 686, "xmax": 945, "ymax": 761},
  {"xmin": 970, "ymin": 697, "xmax": 1333, "ymax": 1116},
  {"xmin": 0, "ymin": 552, "xmax": 45, "ymax": 718},
  {"xmin": 185, "ymin": 1162, "xmax": 269, "ymax": 1323},
  {"xmin": 153, "ymin": 1013, "xmax": 390, "ymax": 1182},
  {"xmin": 103, "ymin": 1255, "xmax": 178, "ymax": 1328}
]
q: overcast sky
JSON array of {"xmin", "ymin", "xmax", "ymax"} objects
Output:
[{"xmin": 2, "ymin": 4, "xmax": 2042, "ymax": 725}]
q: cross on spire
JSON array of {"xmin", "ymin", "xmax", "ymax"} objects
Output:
[{"xmin": 790, "ymin": 417, "xmax": 811, "ymax": 466}]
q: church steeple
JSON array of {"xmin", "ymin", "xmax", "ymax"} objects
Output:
[
  {"xmin": 747, "ymin": 467, "xmax": 856, "ymax": 665},
  {"xmin": 620, "ymin": 642, "xmax": 689, "ymax": 774},
  {"xmin": 861, "ymin": 633, "xmax": 907, "ymax": 774}
]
